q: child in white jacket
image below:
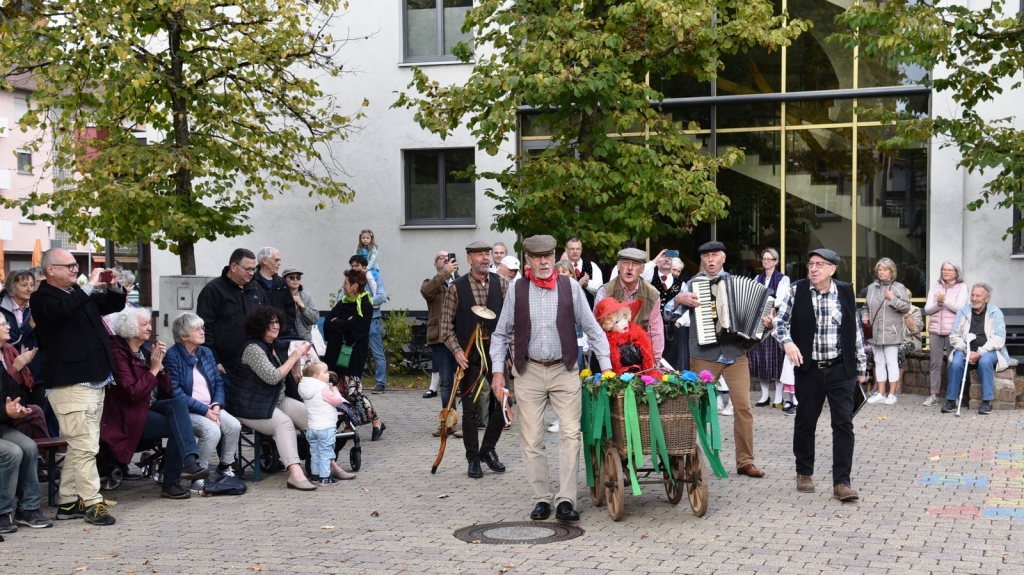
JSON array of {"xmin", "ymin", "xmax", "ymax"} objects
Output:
[{"xmin": 298, "ymin": 362, "xmax": 351, "ymax": 485}]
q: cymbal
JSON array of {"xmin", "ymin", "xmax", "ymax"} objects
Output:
[{"xmin": 472, "ymin": 305, "xmax": 496, "ymax": 320}]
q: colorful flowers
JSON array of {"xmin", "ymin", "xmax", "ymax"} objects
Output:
[
  {"xmin": 641, "ymin": 375, "xmax": 656, "ymax": 385},
  {"xmin": 580, "ymin": 369, "xmax": 593, "ymax": 379},
  {"xmin": 698, "ymin": 370, "xmax": 715, "ymax": 383},
  {"xmin": 601, "ymin": 371, "xmax": 615, "ymax": 381}
]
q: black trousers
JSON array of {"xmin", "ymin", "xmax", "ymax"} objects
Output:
[
  {"xmin": 460, "ymin": 355, "xmax": 504, "ymax": 463},
  {"xmin": 793, "ymin": 362, "xmax": 855, "ymax": 486}
]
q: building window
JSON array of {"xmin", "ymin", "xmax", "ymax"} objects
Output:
[
  {"xmin": 403, "ymin": 0, "xmax": 473, "ymax": 62},
  {"xmin": 405, "ymin": 148, "xmax": 475, "ymax": 225},
  {"xmin": 15, "ymin": 150, "xmax": 32, "ymax": 174},
  {"xmin": 13, "ymin": 97, "xmax": 27, "ymax": 122},
  {"xmin": 1014, "ymin": 207, "xmax": 1023, "ymax": 256}
]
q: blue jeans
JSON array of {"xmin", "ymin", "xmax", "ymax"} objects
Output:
[
  {"xmin": 369, "ymin": 317, "xmax": 387, "ymax": 388},
  {"xmin": 142, "ymin": 398, "xmax": 200, "ymax": 488},
  {"xmin": 305, "ymin": 427, "xmax": 336, "ymax": 478},
  {"xmin": 0, "ymin": 424, "xmax": 42, "ymax": 514},
  {"xmin": 433, "ymin": 344, "xmax": 456, "ymax": 410},
  {"xmin": 946, "ymin": 350, "xmax": 998, "ymax": 402}
]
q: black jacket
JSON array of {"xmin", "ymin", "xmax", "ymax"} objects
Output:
[
  {"xmin": 195, "ymin": 267, "xmax": 265, "ymax": 368},
  {"xmin": 226, "ymin": 338, "xmax": 291, "ymax": 420},
  {"xmin": 254, "ymin": 268, "xmax": 298, "ymax": 337},
  {"xmin": 30, "ymin": 281, "xmax": 127, "ymax": 388}
]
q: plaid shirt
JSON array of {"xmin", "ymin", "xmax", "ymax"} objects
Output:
[
  {"xmin": 441, "ymin": 272, "xmax": 509, "ymax": 357},
  {"xmin": 773, "ymin": 280, "xmax": 867, "ymax": 377}
]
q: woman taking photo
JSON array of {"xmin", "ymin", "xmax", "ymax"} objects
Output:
[
  {"xmin": 862, "ymin": 258, "xmax": 910, "ymax": 405},
  {"xmin": 325, "ymin": 269, "xmax": 386, "ymax": 440},
  {"xmin": 747, "ymin": 248, "xmax": 789, "ymax": 408},
  {"xmin": 282, "ymin": 268, "xmax": 322, "ymax": 347},
  {"xmin": 922, "ymin": 261, "xmax": 968, "ymax": 406}
]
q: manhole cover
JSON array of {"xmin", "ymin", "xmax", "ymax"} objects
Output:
[{"xmin": 454, "ymin": 521, "xmax": 584, "ymax": 544}]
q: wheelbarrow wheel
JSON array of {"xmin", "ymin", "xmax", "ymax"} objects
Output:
[
  {"xmin": 685, "ymin": 447, "xmax": 709, "ymax": 517},
  {"xmin": 589, "ymin": 446, "xmax": 605, "ymax": 507},
  {"xmin": 665, "ymin": 455, "xmax": 684, "ymax": 505},
  {"xmin": 602, "ymin": 446, "xmax": 624, "ymax": 521}
]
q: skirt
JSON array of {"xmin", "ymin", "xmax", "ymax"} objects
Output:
[{"xmin": 747, "ymin": 336, "xmax": 785, "ymax": 380}]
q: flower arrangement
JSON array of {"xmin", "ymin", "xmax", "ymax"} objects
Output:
[{"xmin": 581, "ymin": 368, "xmax": 714, "ymax": 405}]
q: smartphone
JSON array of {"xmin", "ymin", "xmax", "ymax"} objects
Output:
[
  {"xmin": 100, "ymin": 270, "xmax": 113, "ymax": 283},
  {"xmin": 665, "ymin": 250, "xmax": 679, "ymax": 259},
  {"xmin": 448, "ymin": 253, "xmax": 457, "ymax": 262}
]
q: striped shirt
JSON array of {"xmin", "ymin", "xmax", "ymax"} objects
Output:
[{"xmin": 773, "ymin": 280, "xmax": 867, "ymax": 376}]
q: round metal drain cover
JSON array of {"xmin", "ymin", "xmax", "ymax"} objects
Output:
[{"xmin": 454, "ymin": 521, "xmax": 584, "ymax": 544}]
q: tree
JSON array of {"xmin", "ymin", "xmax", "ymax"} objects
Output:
[
  {"xmin": 395, "ymin": 0, "xmax": 808, "ymax": 258},
  {"xmin": 833, "ymin": 0, "xmax": 1024, "ymax": 236},
  {"xmin": 0, "ymin": 0, "xmax": 364, "ymax": 273}
]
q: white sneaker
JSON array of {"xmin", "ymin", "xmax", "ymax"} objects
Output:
[
  {"xmin": 547, "ymin": 421, "xmax": 560, "ymax": 433},
  {"xmin": 884, "ymin": 394, "xmax": 898, "ymax": 405},
  {"xmin": 922, "ymin": 396, "xmax": 937, "ymax": 406},
  {"xmin": 866, "ymin": 393, "xmax": 886, "ymax": 404},
  {"xmin": 720, "ymin": 403, "xmax": 734, "ymax": 416}
]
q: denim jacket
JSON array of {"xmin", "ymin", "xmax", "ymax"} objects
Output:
[{"xmin": 165, "ymin": 343, "xmax": 226, "ymax": 416}]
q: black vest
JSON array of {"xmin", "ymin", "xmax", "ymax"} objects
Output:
[
  {"xmin": 650, "ymin": 272, "xmax": 682, "ymax": 309},
  {"xmin": 227, "ymin": 339, "xmax": 287, "ymax": 420},
  {"xmin": 577, "ymin": 260, "xmax": 596, "ymax": 308},
  {"xmin": 453, "ymin": 273, "xmax": 503, "ymax": 356},
  {"xmin": 791, "ymin": 279, "xmax": 858, "ymax": 380}
]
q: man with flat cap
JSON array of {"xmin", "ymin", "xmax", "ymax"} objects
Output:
[
  {"xmin": 674, "ymin": 241, "xmax": 765, "ymax": 478},
  {"xmin": 772, "ymin": 248, "xmax": 867, "ymax": 502},
  {"xmin": 594, "ymin": 247, "xmax": 664, "ymax": 365},
  {"xmin": 490, "ymin": 234, "xmax": 612, "ymax": 522},
  {"xmin": 440, "ymin": 240, "xmax": 509, "ymax": 479}
]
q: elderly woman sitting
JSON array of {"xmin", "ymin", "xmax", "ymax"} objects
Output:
[
  {"xmin": 164, "ymin": 312, "xmax": 242, "ymax": 491},
  {"xmin": 226, "ymin": 307, "xmax": 322, "ymax": 491},
  {"xmin": 101, "ymin": 307, "xmax": 209, "ymax": 499}
]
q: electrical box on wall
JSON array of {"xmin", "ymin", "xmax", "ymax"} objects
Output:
[{"xmin": 157, "ymin": 275, "xmax": 213, "ymax": 346}]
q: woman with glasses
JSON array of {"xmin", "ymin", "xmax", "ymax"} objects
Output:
[
  {"xmin": 921, "ymin": 261, "xmax": 967, "ymax": 406},
  {"xmin": 861, "ymin": 258, "xmax": 910, "ymax": 405},
  {"xmin": 164, "ymin": 312, "xmax": 242, "ymax": 492},
  {"xmin": 0, "ymin": 270, "xmax": 43, "ymax": 411},
  {"xmin": 281, "ymin": 268, "xmax": 320, "ymax": 345},
  {"xmin": 748, "ymin": 248, "xmax": 790, "ymax": 408}
]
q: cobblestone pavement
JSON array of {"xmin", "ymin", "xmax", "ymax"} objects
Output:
[{"xmin": 3, "ymin": 390, "xmax": 1024, "ymax": 574}]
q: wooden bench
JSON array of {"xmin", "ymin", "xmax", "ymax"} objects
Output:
[{"xmin": 33, "ymin": 437, "xmax": 67, "ymax": 507}]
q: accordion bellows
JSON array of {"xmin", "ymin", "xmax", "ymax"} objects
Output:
[{"xmin": 692, "ymin": 275, "xmax": 775, "ymax": 350}]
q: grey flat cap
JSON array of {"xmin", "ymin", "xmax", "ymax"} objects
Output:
[
  {"xmin": 808, "ymin": 248, "xmax": 840, "ymax": 265},
  {"xmin": 522, "ymin": 234, "xmax": 556, "ymax": 254},
  {"xmin": 466, "ymin": 240, "xmax": 492, "ymax": 253},
  {"xmin": 617, "ymin": 248, "xmax": 647, "ymax": 263},
  {"xmin": 698, "ymin": 241, "xmax": 726, "ymax": 255}
]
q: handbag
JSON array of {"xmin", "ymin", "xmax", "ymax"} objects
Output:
[
  {"xmin": 202, "ymin": 474, "xmax": 247, "ymax": 496},
  {"xmin": 336, "ymin": 343, "xmax": 354, "ymax": 368},
  {"xmin": 863, "ymin": 298, "xmax": 884, "ymax": 341}
]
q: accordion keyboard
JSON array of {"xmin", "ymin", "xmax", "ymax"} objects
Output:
[{"xmin": 692, "ymin": 279, "xmax": 717, "ymax": 345}]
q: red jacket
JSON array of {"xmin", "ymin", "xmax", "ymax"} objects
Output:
[{"xmin": 100, "ymin": 336, "xmax": 171, "ymax": 464}]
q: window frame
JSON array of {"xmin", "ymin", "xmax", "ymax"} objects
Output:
[
  {"xmin": 404, "ymin": 147, "xmax": 476, "ymax": 226},
  {"xmin": 401, "ymin": 0, "xmax": 473, "ymax": 64},
  {"xmin": 15, "ymin": 149, "xmax": 32, "ymax": 175}
]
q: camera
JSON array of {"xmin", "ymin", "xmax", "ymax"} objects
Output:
[
  {"xmin": 100, "ymin": 270, "xmax": 113, "ymax": 283},
  {"xmin": 448, "ymin": 253, "xmax": 457, "ymax": 262}
]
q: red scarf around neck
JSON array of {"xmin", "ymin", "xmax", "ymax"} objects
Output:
[{"xmin": 525, "ymin": 267, "xmax": 557, "ymax": 290}]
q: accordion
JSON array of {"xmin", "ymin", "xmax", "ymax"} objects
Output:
[{"xmin": 692, "ymin": 275, "xmax": 775, "ymax": 350}]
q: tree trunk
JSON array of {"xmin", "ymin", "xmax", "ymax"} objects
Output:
[
  {"xmin": 168, "ymin": 10, "xmax": 196, "ymax": 276},
  {"xmin": 179, "ymin": 240, "xmax": 196, "ymax": 275}
]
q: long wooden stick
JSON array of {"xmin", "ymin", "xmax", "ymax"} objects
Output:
[{"xmin": 431, "ymin": 325, "xmax": 479, "ymax": 474}]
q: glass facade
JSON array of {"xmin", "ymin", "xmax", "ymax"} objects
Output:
[{"xmin": 518, "ymin": 0, "xmax": 930, "ymax": 297}]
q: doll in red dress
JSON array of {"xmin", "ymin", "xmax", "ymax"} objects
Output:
[{"xmin": 594, "ymin": 298, "xmax": 661, "ymax": 379}]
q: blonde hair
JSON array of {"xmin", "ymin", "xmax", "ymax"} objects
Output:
[
  {"xmin": 875, "ymin": 257, "xmax": 898, "ymax": 279},
  {"xmin": 302, "ymin": 361, "xmax": 328, "ymax": 378}
]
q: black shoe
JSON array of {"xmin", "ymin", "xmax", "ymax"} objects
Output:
[
  {"xmin": 55, "ymin": 500, "xmax": 85, "ymax": 520},
  {"xmin": 755, "ymin": 398, "xmax": 771, "ymax": 407},
  {"xmin": 468, "ymin": 460, "xmax": 483, "ymax": 479},
  {"xmin": 83, "ymin": 503, "xmax": 115, "ymax": 526},
  {"xmin": 941, "ymin": 400, "xmax": 957, "ymax": 413},
  {"xmin": 181, "ymin": 463, "xmax": 210, "ymax": 482},
  {"xmin": 480, "ymin": 450, "xmax": 506, "ymax": 473},
  {"xmin": 14, "ymin": 508, "xmax": 53, "ymax": 529},
  {"xmin": 783, "ymin": 403, "xmax": 796, "ymax": 416},
  {"xmin": 555, "ymin": 501, "xmax": 580, "ymax": 522},
  {"xmin": 371, "ymin": 385, "xmax": 386, "ymax": 394},
  {"xmin": 0, "ymin": 514, "xmax": 17, "ymax": 533},
  {"xmin": 530, "ymin": 502, "xmax": 551, "ymax": 520},
  {"xmin": 422, "ymin": 389, "xmax": 437, "ymax": 399},
  {"xmin": 161, "ymin": 484, "xmax": 191, "ymax": 499},
  {"xmin": 979, "ymin": 400, "xmax": 993, "ymax": 415},
  {"xmin": 371, "ymin": 422, "xmax": 387, "ymax": 441}
]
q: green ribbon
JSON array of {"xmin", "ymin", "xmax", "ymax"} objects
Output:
[
  {"xmin": 683, "ymin": 384, "xmax": 728, "ymax": 479},
  {"xmin": 580, "ymin": 379, "xmax": 612, "ymax": 488},
  {"xmin": 623, "ymin": 386, "xmax": 644, "ymax": 496},
  {"xmin": 581, "ymin": 383, "xmax": 595, "ymax": 487},
  {"xmin": 645, "ymin": 385, "xmax": 672, "ymax": 484}
]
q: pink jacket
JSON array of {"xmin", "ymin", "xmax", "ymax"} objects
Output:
[{"xmin": 924, "ymin": 281, "xmax": 968, "ymax": 335}]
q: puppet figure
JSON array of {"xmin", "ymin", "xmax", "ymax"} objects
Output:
[{"xmin": 595, "ymin": 298, "xmax": 660, "ymax": 379}]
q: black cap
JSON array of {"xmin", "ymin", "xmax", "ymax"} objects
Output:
[
  {"xmin": 698, "ymin": 241, "xmax": 726, "ymax": 255},
  {"xmin": 807, "ymin": 248, "xmax": 840, "ymax": 265}
]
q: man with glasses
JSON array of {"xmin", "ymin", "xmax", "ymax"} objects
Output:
[
  {"xmin": 196, "ymin": 248, "xmax": 265, "ymax": 381},
  {"xmin": 254, "ymin": 247, "xmax": 296, "ymax": 336},
  {"xmin": 31, "ymin": 249, "xmax": 126, "ymax": 525},
  {"xmin": 594, "ymin": 247, "xmax": 664, "ymax": 365},
  {"xmin": 772, "ymin": 248, "xmax": 868, "ymax": 502}
]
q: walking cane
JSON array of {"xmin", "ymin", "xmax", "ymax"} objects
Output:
[{"xmin": 954, "ymin": 333, "xmax": 977, "ymax": 418}]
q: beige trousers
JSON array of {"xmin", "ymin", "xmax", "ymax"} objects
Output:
[
  {"xmin": 515, "ymin": 362, "xmax": 582, "ymax": 507},
  {"xmin": 691, "ymin": 355, "xmax": 755, "ymax": 468},
  {"xmin": 237, "ymin": 397, "xmax": 309, "ymax": 467},
  {"xmin": 48, "ymin": 385, "xmax": 105, "ymax": 506}
]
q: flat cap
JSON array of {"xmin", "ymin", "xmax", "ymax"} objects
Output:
[
  {"xmin": 465, "ymin": 240, "xmax": 492, "ymax": 253},
  {"xmin": 280, "ymin": 268, "xmax": 303, "ymax": 278},
  {"xmin": 698, "ymin": 241, "xmax": 726, "ymax": 255},
  {"xmin": 617, "ymin": 248, "xmax": 647, "ymax": 263},
  {"xmin": 501, "ymin": 255, "xmax": 520, "ymax": 270},
  {"xmin": 522, "ymin": 234, "xmax": 556, "ymax": 254},
  {"xmin": 808, "ymin": 248, "xmax": 840, "ymax": 266}
]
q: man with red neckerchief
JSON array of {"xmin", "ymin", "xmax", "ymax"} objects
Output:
[{"xmin": 490, "ymin": 235, "xmax": 612, "ymax": 523}]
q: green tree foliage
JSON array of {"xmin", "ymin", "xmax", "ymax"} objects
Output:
[
  {"xmin": 395, "ymin": 0, "xmax": 808, "ymax": 258},
  {"xmin": 834, "ymin": 0, "xmax": 1024, "ymax": 236},
  {"xmin": 0, "ymin": 0, "xmax": 364, "ymax": 273}
]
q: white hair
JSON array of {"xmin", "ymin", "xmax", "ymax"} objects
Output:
[
  {"xmin": 256, "ymin": 247, "xmax": 278, "ymax": 264},
  {"xmin": 111, "ymin": 307, "xmax": 153, "ymax": 339},
  {"xmin": 972, "ymin": 282, "xmax": 993, "ymax": 298},
  {"xmin": 171, "ymin": 312, "xmax": 204, "ymax": 345}
]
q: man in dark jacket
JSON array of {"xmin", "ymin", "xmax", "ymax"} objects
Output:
[
  {"xmin": 31, "ymin": 249, "xmax": 126, "ymax": 525},
  {"xmin": 254, "ymin": 246, "xmax": 296, "ymax": 335},
  {"xmin": 196, "ymin": 249, "xmax": 265, "ymax": 378}
]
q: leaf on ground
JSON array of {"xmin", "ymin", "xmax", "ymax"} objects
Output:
[
  {"xmin": 83, "ymin": 526, "xmax": 91, "ymax": 532},
  {"xmin": 250, "ymin": 568, "xmax": 265, "ymax": 572},
  {"xmin": 438, "ymin": 493, "xmax": 449, "ymax": 498},
  {"xmin": 149, "ymin": 569, "xmax": 158, "ymax": 573},
  {"xmin": 320, "ymin": 525, "xmax": 335, "ymax": 530},
  {"xmin": 125, "ymin": 570, "xmax": 136, "ymax": 573},
  {"xmin": 472, "ymin": 539, "xmax": 482, "ymax": 544},
  {"xmin": 640, "ymin": 534, "xmax": 648, "ymax": 539},
  {"xmin": 807, "ymin": 513, "xmax": 816, "ymax": 517},
  {"xmin": 876, "ymin": 416, "xmax": 887, "ymax": 420},
  {"xmin": 73, "ymin": 567, "xmax": 89, "ymax": 572},
  {"xmin": 928, "ymin": 456, "xmax": 941, "ymax": 461},
  {"xmin": 361, "ymin": 487, "xmax": 370, "ymax": 492},
  {"xmin": 504, "ymin": 565, "xmax": 516, "ymax": 568},
  {"xmin": 370, "ymin": 511, "xmax": 379, "ymax": 517}
]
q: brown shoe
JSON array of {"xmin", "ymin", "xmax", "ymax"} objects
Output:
[
  {"xmin": 796, "ymin": 474, "xmax": 815, "ymax": 493},
  {"xmin": 736, "ymin": 463, "xmax": 765, "ymax": 478},
  {"xmin": 833, "ymin": 483, "xmax": 859, "ymax": 502}
]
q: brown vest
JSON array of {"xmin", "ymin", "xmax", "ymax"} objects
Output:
[
  {"xmin": 603, "ymin": 277, "xmax": 659, "ymax": 331},
  {"xmin": 513, "ymin": 275, "xmax": 578, "ymax": 373}
]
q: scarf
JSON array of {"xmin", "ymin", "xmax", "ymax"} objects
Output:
[
  {"xmin": 525, "ymin": 267, "xmax": 557, "ymax": 290},
  {"xmin": 341, "ymin": 291, "xmax": 372, "ymax": 316}
]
